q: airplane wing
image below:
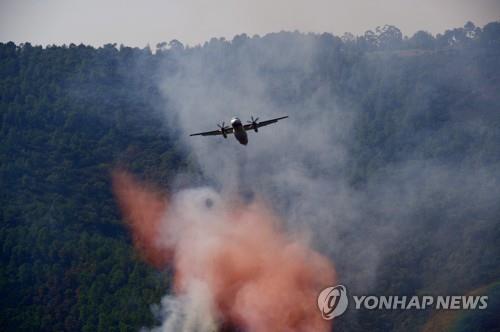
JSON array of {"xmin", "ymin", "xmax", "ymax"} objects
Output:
[
  {"xmin": 189, "ymin": 127, "xmax": 234, "ymax": 136},
  {"xmin": 243, "ymin": 116, "xmax": 289, "ymax": 131}
]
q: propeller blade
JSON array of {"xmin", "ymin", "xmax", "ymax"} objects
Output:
[{"xmin": 248, "ymin": 116, "xmax": 259, "ymax": 124}]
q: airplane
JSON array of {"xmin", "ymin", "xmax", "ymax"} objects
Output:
[{"xmin": 190, "ymin": 115, "xmax": 289, "ymax": 145}]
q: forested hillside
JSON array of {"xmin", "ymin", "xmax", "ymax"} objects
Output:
[
  {"xmin": 0, "ymin": 42, "xmax": 192, "ymax": 331},
  {"xmin": 1, "ymin": 21, "xmax": 500, "ymax": 331}
]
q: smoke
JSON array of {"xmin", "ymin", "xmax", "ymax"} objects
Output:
[
  {"xmin": 113, "ymin": 170, "xmax": 336, "ymax": 332},
  {"xmin": 112, "ymin": 171, "xmax": 171, "ymax": 268},
  {"xmin": 156, "ymin": 35, "xmax": 374, "ymax": 295},
  {"xmin": 113, "ymin": 30, "xmax": 499, "ymax": 331}
]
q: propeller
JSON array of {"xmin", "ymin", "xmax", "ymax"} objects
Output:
[
  {"xmin": 247, "ymin": 116, "xmax": 259, "ymax": 124},
  {"xmin": 217, "ymin": 121, "xmax": 228, "ymax": 138},
  {"xmin": 247, "ymin": 116, "xmax": 259, "ymax": 132}
]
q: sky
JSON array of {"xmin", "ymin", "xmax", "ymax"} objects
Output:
[{"xmin": 1, "ymin": 0, "xmax": 499, "ymax": 47}]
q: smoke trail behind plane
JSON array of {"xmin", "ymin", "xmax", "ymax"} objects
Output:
[{"xmin": 113, "ymin": 170, "xmax": 336, "ymax": 332}]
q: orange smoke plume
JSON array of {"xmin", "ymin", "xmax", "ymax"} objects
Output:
[
  {"xmin": 113, "ymin": 171, "xmax": 336, "ymax": 332},
  {"xmin": 112, "ymin": 171, "xmax": 171, "ymax": 267}
]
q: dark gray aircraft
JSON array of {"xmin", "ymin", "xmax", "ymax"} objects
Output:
[{"xmin": 190, "ymin": 116, "xmax": 289, "ymax": 145}]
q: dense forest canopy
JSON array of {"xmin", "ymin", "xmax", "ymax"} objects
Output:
[{"xmin": 1, "ymin": 21, "xmax": 500, "ymax": 331}]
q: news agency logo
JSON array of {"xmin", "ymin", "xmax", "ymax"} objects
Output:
[
  {"xmin": 317, "ymin": 285, "xmax": 348, "ymax": 319},
  {"xmin": 318, "ymin": 285, "xmax": 489, "ymax": 320}
]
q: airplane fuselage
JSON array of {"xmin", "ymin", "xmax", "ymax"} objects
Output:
[{"xmin": 231, "ymin": 117, "xmax": 248, "ymax": 145}]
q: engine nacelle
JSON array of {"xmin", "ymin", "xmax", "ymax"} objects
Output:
[{"xmin": 254, "ymin": 126, "xmax": 258, "ymax": 133}]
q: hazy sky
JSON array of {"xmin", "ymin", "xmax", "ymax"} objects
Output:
[{"xmin": 1, "ymin": 0, "xmax": 499, "ymax": 47}]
